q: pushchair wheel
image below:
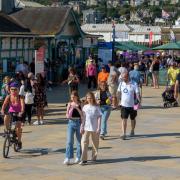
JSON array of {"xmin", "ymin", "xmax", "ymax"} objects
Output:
[{"xmin": 173, "ymin": 102, "xmax": 178, "ymax": 107}]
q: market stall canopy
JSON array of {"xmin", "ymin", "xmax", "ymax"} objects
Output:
[
  {"xmin": 153, "ymin": 42, "xmax": 180, "ymax": 50},
  {"xmin": 115, "ymin": 41, "xmax": 150, "ymax": 51}
]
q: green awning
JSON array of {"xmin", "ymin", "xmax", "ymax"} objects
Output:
[
  {"xmin": 115, "ymin": 41, "xmax": 150, "ymax": 51},
  {"xmin": 153, "ymin": 42, "xmax": 180, "ymax": 50}
]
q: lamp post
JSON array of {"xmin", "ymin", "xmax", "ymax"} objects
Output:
[{"xmin": 112, "ymin": 20, "xmax": 116, "ymax": 62}]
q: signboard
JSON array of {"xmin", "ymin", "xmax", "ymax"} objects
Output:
[
  {"xmin": 98, "ymin": 49, "xmax": 112, "ymax": 64},
  {"xmin": 35, "ymin": 46, "xmax": 45, "ymax": 75},
  {"xmin": 98, "ymin": 42, "xmax": 112, "ymax": 49}
]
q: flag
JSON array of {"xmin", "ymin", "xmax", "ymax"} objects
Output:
[
  {"xmin": 162, "ymin": 10, "xmax": 170, "ymax": 19},
  {"xmin": 170, "ymin": 29, "xmax": 176, "ymax": 42},
  {"xmin": 149, "ymin": 31, "xmax": 153, "ymax": 48}
]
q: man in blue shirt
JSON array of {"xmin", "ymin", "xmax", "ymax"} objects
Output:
[{"xmin": 129, "ymin": 64, "xmax": 142, "ymax": 86}]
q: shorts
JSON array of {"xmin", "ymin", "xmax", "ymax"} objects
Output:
[
  {"xmin": 121, "ymin": 106, "xmax": 137, "ymax": 120},
  {"xmin": 108, "ymin": 84, "xmax": 118, "ymax": 96},
  {"xmin": 10, "ymin": 112, "xmax": 23, "ymax": 122}
]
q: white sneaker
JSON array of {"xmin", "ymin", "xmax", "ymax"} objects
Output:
[
  {"xmin": 63, "ymin": 158, "xmax": 73, "ymax": 165},
  {"xmin": 40, "ymin": 120, "xmax": 44, "ymax": 125},
  {"xmin": 33, "ymin": 120, "xmax": 40, "ymax": 125},
  {"xmin": 74, "ymin": 158, "xmax": 81, "ymax": 164}
]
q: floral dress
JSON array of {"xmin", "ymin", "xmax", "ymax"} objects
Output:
[{"xmin": 34, "ymin": 83, "xmax": 46, "ymax": 108}]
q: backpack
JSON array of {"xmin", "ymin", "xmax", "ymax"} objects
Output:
[{"xmin": 25, "ymin": 92, "xmax": 34, "ymax": 104}]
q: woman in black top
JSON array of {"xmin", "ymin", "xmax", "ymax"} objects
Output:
[
  {"xmin": 95, "ymin": 81, "xmax": 112, "ymax": 140},
  {"xmin": 64, "ymin": 91, "xmax": 83, "ymax": 165},
  {"xmin": 151, "ymin": 58, "xmax": 160, "ymax": 89}
]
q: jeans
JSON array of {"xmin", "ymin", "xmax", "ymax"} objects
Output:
[
  {"xmin": 65, "ymin": 119, "xmax": 81, "ymax": 159},
  {"xmin": 100, "ymin": 105, "xmax": 111, "ymax": 135}
]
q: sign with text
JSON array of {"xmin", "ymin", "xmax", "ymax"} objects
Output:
[
  {"xmin": 35, "ymin": 46, "xmax": 45, "ymax": 75},
  {"xmin": 98, "ymin": 49, "xmax": 112, "ymax": 64}
]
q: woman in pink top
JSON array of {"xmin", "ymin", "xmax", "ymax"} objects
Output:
[
  {"xmin": 1, "ymin": 82, "xmax": 25, "ymax": 150},
  {"xmin": 86, "ymin": 60, "xmax": 97, "ymax": 89}
]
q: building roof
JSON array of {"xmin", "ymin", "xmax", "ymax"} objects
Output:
[
  {"xmin": 0, "ymin": 12, "xmax": 30, "ymax": 33},
  {"xmin": 130, "ymin": 26, "xmax": 161, "ymax": 34},
  {"xmin": 81, "ymin": 24, "xmax": 131, "ymax": 32},
  {"xmin": 10, "ymin": 7, "xmax": 71, "ymax": 35},
  {"xmin": 21, "ymin": 1, "xmax": 45, "ymax": 7}
]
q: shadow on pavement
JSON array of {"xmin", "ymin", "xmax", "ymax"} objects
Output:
[
  {"xmin": 45, "ymin": 118, "xmax": 67, "ymax": 125},
  {"xmin": 46, "ymin": 108, "xmax": 66, "ymax": 114},
  {"xmin": 95, "ymin": 156, "xmax": 180, "ymax": 165},
  {"xmin": 103, "ymin": 136, "xmax": 120, "ymax": 141},
  {"xmin": 22, "ymin": 131, "xmax": 32, "ymax": 134},
  {"xmin": 9, "ymin": 146, "xmax": 113, "ymax": 159},
  {"xmin": 141, "ymin": 105, "xmax": 163, "ymax": 109},
  {"xmin": 134, "ymin": 133, "xmax": 180, "ymax": 138},
  {"xmin": 9, "ymin": 148, "xmax": 67, "ymax": 159},
  {"xmin": 45, "ymin": 112, "xmax": 66, "ymax": 117}
]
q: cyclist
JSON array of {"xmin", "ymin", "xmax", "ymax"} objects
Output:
[{"xmin": 1, "ymin": 82, "xmax": 25, "ymax": 149}]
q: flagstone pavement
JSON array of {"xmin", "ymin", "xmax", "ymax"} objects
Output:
[{"xmin": 0, "ymin": 84, "xmax": 180, "ymax": 180}]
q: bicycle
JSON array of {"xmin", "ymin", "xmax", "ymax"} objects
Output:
[{"xmin": 3, "ymin": 113, "xmax": 20, "ymax": 158}]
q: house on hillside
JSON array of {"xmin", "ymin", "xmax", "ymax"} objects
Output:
[
  {"xmin": 81, "ymin": 23, "xmax": 161, "ymax": 46},
  {"xmin": 81, "ymin": 24, "xmax": 130, "ymax": 42},
  {"xmin": 129, "ymin": 26, "xmax": 161, "ymax": 46}
]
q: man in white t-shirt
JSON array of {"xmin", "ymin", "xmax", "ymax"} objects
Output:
[{"xmin": 117, "ymin": 72, "xmax": 140, "ymax": 140}]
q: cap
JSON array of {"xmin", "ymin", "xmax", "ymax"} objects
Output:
[{"xmin": 9, "ymin": 82, "xmax": 19, "ymax": 88}]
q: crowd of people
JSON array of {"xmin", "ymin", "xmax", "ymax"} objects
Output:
[
  {"xmin": 0, "ymin": 65, "xmax": 47, "ymax": 150},
  {"xmin": 62, "ymin": 53, "xmax": 180, "ymax": 165},
  {"xmin": 1, "ymin": 53, "xmax": 180, "ymax": 165}
]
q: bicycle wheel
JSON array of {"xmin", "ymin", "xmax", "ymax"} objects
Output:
[{"xmin": 3, "ymin": 136, "xmax": 10, "ymax": 158}]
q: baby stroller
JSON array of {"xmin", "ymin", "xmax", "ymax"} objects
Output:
[{"xmin": 162, "ymin": 85, "xmax": 178, "ymax": 108}]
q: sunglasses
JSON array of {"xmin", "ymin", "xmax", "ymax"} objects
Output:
[{"xmin": 10, "ymin": 88, "xmax": 18, "ymax": 91}]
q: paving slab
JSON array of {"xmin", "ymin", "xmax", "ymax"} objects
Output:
[{"xmin": 0, "ymin": 85, "xmax": 180, "ymax": 180}]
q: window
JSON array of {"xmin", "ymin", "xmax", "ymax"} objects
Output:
[{"xmin": 145, "ymin": 34, "xmax": 149, "ymax": 39}]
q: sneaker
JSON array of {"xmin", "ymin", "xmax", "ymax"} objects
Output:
[
  {"xmin": 63, "ymin": 158, "xmax": 70, "ymax": 165},
  {"xmin": 79, "ymin": 161, "xmax": 87, "ymax": 165},
  {"xmin": 33, "ymin": 120, "xmax": 40, "ymax": 125},
  {"xmin": 40, "ymin": 120, "xmax": 44, "ymax": 125},
  {"xmin": 74, "ymin": 158, "xmax": 81, "ymax": 164},
  {"xmin": 100, "ymin": 134, "xmax": 105, "ymax": 140},
  {"xmin": 63, "ymin": 158, "xmax": 73, "ymax": 165},
  {"xmin": 120, "ymin": 135, "xmax": 126, "ymax": 140},
  {"xmin": 130, "ymin": 130, "xmax": 135, "ymax": 137}
]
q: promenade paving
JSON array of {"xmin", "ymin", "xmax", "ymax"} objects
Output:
[{"xmin": 0, "ymin": 84, "xmax": 180, "ymax": 180}]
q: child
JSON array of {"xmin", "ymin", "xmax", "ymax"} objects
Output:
[
  {"xmin": 64, "ymin": 91, "xmax": 83, "ymax": 165},
  {"xmin": 24, "ymin": 87, "xmax": 34, "ymax": 125},
  {"xmin": 79, "ymin": 92, "xmax": 102, "ymax": 165}
]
